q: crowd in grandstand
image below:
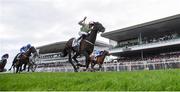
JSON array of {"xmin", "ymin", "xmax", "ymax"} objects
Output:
[
  {"xmin": 115, "ymin": 32, "xmax": 179, "ymax": 48},
  {"xmin": 142, "ymin": 32, "xmax": 179, "ymax": 44}
]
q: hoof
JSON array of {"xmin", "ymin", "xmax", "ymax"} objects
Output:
[
  {"xmin": 83, "ymin": 69, "xmax": 86, "ymax": 71},
  {"xmin": 76, "ymin": 66, "xmax": 80, "ymax": 69}
]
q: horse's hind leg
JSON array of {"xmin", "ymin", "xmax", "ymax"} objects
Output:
[
  {"xmin": 73, "ymin": 53, "xmax": 85, "ymax": 67},
  {"xmin": 68, "ymin": 50, "xmax": 78, "ymax": 72}
]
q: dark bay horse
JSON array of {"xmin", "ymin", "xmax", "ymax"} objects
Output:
[
  {"xmin": 0, "ymin": 59, "xmax": 7, "ymax": 72},
  {"xmin": 90, "ymin": 50, "xmax": 110, "ymax": 71},
  {"xmin": 9, "ymin": 46, "xmax": 38, "ymax": 73},
  {"xmin": 60, "ymin": 22, "xmax": 105, "ymax": 72},
  {"xmin": 0, "ymin": 54, "xmax": 9, "ymax": 72}
]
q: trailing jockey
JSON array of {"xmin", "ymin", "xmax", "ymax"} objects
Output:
[
  {"xmin": 0, "ymin": 53, "xmax": 9, "ymax": 72},
  {"xmin": 76, "ymin": 16, "xmax": 94, "ymax": 51},
  {"xmin": 91, "ymin": 50, "xmax": 103, "ymax": 61},
  {"xmin": 18, "ymin": 44, "xmax": 32, "ymax": 59},
  {"xmin": 1, "ymin": 54, "xmax": 9, "ymax": 61}
]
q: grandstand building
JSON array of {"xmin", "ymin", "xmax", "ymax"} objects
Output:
[
  {"xmin": 36, "ymin": 41, "xmax": 109, "ymax": 72},
  {"xmin": 101, "ymin": 14, "xmax": 180, "ymax": 71}
]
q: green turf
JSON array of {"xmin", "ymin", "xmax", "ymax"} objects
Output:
[{"xmin": 0, "ymin": 69, "xmax": 180, "ymax": 91}]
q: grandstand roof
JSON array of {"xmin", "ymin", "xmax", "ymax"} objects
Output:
[
  {"xmin": 36, "ymin": 41, "xmax": 109, "ymax": 54},
  {"xmin": 101, "ymin": 14, "xmax": 180, "ymax": 42}
]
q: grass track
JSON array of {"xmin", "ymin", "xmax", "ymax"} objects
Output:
[{"xmin": 0, "ymin": 69, "xmax": 180, "ymax": 91}]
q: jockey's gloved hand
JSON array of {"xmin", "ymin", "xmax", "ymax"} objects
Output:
[{"xmin": 83, "ymin": 16, "xmax": 87, "ymax": 21}]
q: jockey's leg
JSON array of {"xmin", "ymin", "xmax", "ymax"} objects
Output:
[
  {"xmin": 77, "ymin": 34, "xmax": 86, "ymax": 43},
  {"xmin": 77, "ymin": 35, "xmax": 82, "ymax": 41},
  {"xmin": 77, "ymin": 34, "xmax": 86, "ymax": 51}
]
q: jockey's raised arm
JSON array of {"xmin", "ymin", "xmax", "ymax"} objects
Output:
[{"xmin": 78, "ymin": 16, "xmax": 87, "ymax": 26}]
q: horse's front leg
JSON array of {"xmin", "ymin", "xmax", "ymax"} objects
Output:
[
  {"xmin": 27, "ymin": 64, "xmax": 30, "ymax": 72},
  {"xmin": 99, "ymin": 64, "xmax": 102, "ymax": 71},
  {"xmin": 90, "ymin": 62, "xmax": 96, "ymax": 72},
  {"xmin": 13, "ymin": 65, "xmax": 15, "ymax": 73},
  {"xmin": 91, "ymin": 61, "xmax": 96, "ymax": 69},
  {"xmin": 16, "ymin": 65, "xmax": 20, "ymax": 73},
  {"xmin": 83, "ymin": 51, "xmax": 90, "ymax": 71},
  {"xmin": 23, "ymin": 63, "xmax": 27, "ymax": 71}
]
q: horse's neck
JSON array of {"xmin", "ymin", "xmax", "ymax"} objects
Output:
[
  {"xmin": 25, "ymin": 49, "xmax": 31, "ymax": 56},
  {"xmin": 100, "ymin": 52, "xmax": 107, "ymax": 61},
  {"xmin": 86, "ymin": 30, "xmax": 98, "ymax": 44}
]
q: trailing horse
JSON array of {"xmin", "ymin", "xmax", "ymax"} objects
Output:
[
  {"xmin": 0, "ymin": 54, "xmax": 9, "ymax": 72},
  {"xmin": 0, "ymin": 59, "xmax": 7, "ymax": 72},
  {"xmin": 60, "ymin": 22, "xmax": 105, "ymax": 72},
  {"xmin": 9, "ymin": 46, "xmax": 38, "ymax": 73},
  {"xmin": 90, "ymin": 50, "xmax": 110, "ymax": 71}
]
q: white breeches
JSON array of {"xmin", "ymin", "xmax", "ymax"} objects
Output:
[{"xmin": 78, "ymin": 31, "xmax": 88, "ymax": 36}]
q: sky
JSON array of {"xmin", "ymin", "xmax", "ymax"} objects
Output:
[{"xmin": 1, "ymin": 0, "xmax": 180, "ymax": 69}]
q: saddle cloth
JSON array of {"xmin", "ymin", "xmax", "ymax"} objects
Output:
[{"xmin": 72, "ymin": 38, "xmax": 81, "ymax": 47}]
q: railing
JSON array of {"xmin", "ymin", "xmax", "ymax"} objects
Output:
[{"xmin": 35, "ymin": 58, "xmax": 180, "ymax": 72}]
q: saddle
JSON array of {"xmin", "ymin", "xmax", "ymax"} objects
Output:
[
  {"xmin": 17, "ymin": 53, "xmax": 28, "ymax": 60},
  {"xmin": 72, "ymin": 38, "xmax": 83, "ymax": 52}
]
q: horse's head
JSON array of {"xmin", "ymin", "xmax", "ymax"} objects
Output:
[
  {"xmin": 25, "ymin": 46, "xmax": 38, "ymax": 57},
  {"xmin": 92, "ymin": 22, "xmax": 105, "ymax": 33},
  {"xmin": 103, "ymin": 50, "xmax": 111, "ymax": 56}
]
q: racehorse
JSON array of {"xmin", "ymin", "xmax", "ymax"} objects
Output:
[
  {"xmin": 90, "ymin": 50, "xmax": 110, "ymax": 71},
  {"xmin": 0, "ymin": 59, "xmax": 7, "ymax": 72},
  {"xmin": 0, "ymin": 54, "xmax": 9, "ymax": 72},
  {"xmin": 9, "ymin": 46, "xmax": 38, "ymax": 73},
  {"xmin": 60, "ymin": 22, "xmax": 105, "ymax": 72}
]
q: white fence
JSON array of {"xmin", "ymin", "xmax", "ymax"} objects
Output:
[{"xmin": 36, "ymin": 58, "xmax": 180, "ymax": 72}]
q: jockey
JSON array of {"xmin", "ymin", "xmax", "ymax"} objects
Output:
[
  {"xmin": 0, "ymin": 54, "xmax": 9, "ymax": 72},
  {"xmin": 1, "ymin": 53, "xmax": 9, "ymax": 61},
  {"xmin": 77, "ymin": 16, "xmax": 94, "ymax": 44},
  {"xmin": 19, "ymin": 44, "xmax": 32, "ymax": 58},
  {"xmin": 20, "ymin": 44, "xmax": 31, "ymax": 53},
  {"xmin": 20, "ymin": 46, "xmax": 27, "ymax": 54},
  {"xmin": 92, "ymin": 50, "xmax": 102, "ymax": 60},
  {"xmin": 26, "ymin": 44, "xmax": 32, "ymax": 50},
  {"xmin": 94, "ymin": 50, "xmax": 102, "ymax": 57}
]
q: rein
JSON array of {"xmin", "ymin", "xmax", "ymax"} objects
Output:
[{"xmin": 84, "ymin": 40, "xmax": 94, "ymax": 45}]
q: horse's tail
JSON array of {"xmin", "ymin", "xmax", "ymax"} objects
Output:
[{"xmin": 9, "ymin": 53, "xmax": 19, "ymax": 71}]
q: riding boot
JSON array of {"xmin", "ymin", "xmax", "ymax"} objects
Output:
[
  {"xmin": 77, "ymin": 35, "xmax": 86, "ymax": 42},
  {"xmin": 77, "ymin": 36, "xmax": 82, "ymax": 42}
]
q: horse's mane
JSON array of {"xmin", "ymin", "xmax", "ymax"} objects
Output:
[{"xmin": 25, "ymin": 46, "xmax": 37, "ymax": 57}]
